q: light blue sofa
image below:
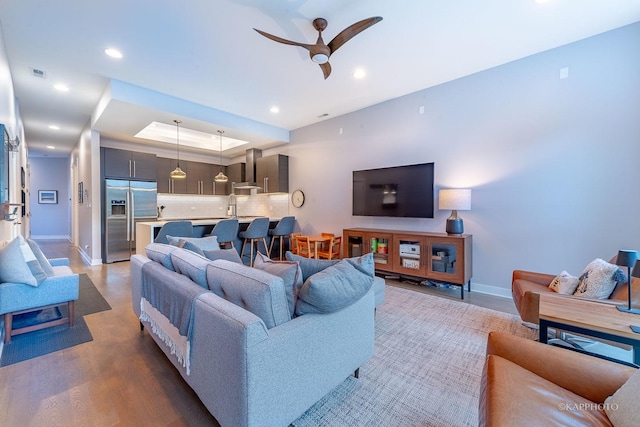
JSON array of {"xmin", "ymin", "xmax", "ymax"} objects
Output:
[
  {"xmin": 0, "ymin": 258, "xmax": 79, "ymax": 343},
  {"xmin": 130, "ymin": 245, "xmax": 376, "ymax": 427}
]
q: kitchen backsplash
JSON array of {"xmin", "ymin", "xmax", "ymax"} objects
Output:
[{"xmin": 157, "ymin": 193, "xmax": 290, "ymax": 220}]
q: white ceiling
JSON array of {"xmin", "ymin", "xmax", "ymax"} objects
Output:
[{"xmin": 1, "ymin": 0, "xmax": 639, "ymax": 158}]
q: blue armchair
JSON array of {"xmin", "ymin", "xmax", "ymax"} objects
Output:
[{"xmin": 0, "ymin": 257, "xmax": 79, "ymax": 343}]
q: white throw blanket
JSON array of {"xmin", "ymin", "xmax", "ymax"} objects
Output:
[{"xmin": 140, "ymin": 298, "xmax": 191, "ymax": 374}]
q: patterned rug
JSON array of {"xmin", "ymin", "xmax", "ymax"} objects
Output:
[
  {"xmin": 0, "ymin": 274, "xmax": 111, "ymax": 366},
  {"xmin": 292, "ymin": 286, "xmax": 537, "ymax": 426}
]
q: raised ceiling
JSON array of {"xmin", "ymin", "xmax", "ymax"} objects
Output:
[{"xmin": 1, "ymin": 0, "xmax": 639, "ymax": 158}]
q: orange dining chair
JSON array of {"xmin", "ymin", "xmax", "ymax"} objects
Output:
[
  {"xmin": 295, "ymin": 235, "xmax": 316, "ymax": 259},
  {"xmin": 288, "ymin": 232, "xmax": 301, "ymax": 255},
  {"xmin": 317, "ymin": 236, "xmax": 342, "ymax": 260}
]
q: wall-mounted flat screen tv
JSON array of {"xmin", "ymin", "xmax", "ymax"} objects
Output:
[{"xmin": 352, "ymin": 162, "xmax": 434, "ymax": 218}]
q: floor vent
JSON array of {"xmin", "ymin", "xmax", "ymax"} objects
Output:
[{"xmin": 31, "ymin": 67, "xmax": 46, "ymax": 78}]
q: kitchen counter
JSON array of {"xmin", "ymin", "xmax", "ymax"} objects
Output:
[{"xmin": 135, "ymin": 217, "xmax": 283, "ymax": 255}]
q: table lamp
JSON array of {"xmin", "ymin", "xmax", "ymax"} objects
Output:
[
  {"xmin": 615, "ymin": 249, "xmax": 640, "ymax": 314},
  {"xmin": 438, "ymin": 189, "xmax": 471, "ymax": 235}
]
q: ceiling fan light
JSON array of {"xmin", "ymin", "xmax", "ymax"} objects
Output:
[
  {"xmin": 312, "ymin": 53, "xmax": 329, "ymax": 64},
  {"xmin": 170, "ymin": 166, "xmax": 187, "ymax": 179}
]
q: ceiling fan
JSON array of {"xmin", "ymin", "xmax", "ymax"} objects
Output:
[{"xmin": 254, "ymin": 16, "xmax": 383, "ymax": 79}]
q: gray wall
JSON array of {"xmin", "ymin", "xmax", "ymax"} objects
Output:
[
  {"xmin": 30, "ymin": 157, "xmax": 71, "ymax": 239},
  {"xmin": 282, "ymin": 22, "xmax": 640, "ymax": 295}
]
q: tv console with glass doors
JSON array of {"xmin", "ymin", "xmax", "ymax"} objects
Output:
[{"xmin": 343, "ymin": 228, "xmax": 472, "ymax": 299}]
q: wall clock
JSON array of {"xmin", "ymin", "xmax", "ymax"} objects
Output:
[{"xmin": 292, "ymin": 189, "xmax": 305, "ymax": 208}]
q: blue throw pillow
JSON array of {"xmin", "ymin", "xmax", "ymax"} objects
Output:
[
  {"xmin": 285, "ymin": 251, "xmax": 374, "ymax": 281},
  {"xmin": 253, "ymin": 252, "xmax": 303, "ymax": 317},
  {"xmin": 203, "ymin": 248, "xmax": 243, "ymax": 264},
  {"xmin": 295, "ymin": 259, "xmax": 374, "ymax": 315},
  {"xmin": 0, "ymin": 236, "xmax": 45, "ymax": 287},
  {"xmin": 167, "ymin": 235, "xmax": 220, "ymax": 252}
]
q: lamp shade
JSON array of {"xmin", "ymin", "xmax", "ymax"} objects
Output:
[
  {"xmin": 438, "ymin": 189, "xmax": 471, "ymax": 211},
  {"xmin": 615, "ymin": 250, "xmax": 638, "ymax": 268}
]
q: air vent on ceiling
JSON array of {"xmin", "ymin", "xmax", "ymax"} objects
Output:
[{"xmin": 31, "ymin": 67, "xmax": 46, "ymax": 78}]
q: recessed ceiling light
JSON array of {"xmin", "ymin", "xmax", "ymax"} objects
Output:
[
  {"xmin": 48, "ymin": 125, "xmax": 60, "ymax": 130},
  {"xmin": 104, "ymin": 48, "xmax": 123, "ymax": 59},
  {"xmin": 46, "ymin": 145, "xmax": 55, "ymax": 150},
  {"xmin": 353, "ymin": 69, "xmax": 366, "ymax": 79},
  {"xmin": 53, "ymin": 83, "xmax": 69, "ymax": 92},
  {"xmin": 270, "ymin": 106, "xmax": 280, "ymax": 114}
]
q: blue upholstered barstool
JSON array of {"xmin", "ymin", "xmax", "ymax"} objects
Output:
[
  {"xmin": 239, "ymin": 217, "xmax": 270, "ymax": 266},
  {"xmin": 268, "ymin": 216, "xmax": 295, "ymax": 260},
  {"xmin": 210, "ymin": 218, "xmax": 239, "ymax": 249},
  {"xmin": 154, "ymin": 221, "xmax": 193, "ymax": 244}
]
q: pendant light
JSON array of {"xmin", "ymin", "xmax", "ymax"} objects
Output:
[
  {"xmin": 170, "ymin": 119, "xmax": 186, "ymax": 179},
  {"xmin": 214, "ymin": 129, "xmax": 228, "ymax": 183}
]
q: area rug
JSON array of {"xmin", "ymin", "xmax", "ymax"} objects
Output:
[
  {"xmin": 0, "ymin": 273, "xmax": 111, "ymax": 366},
  {"xmin": 292, "ymin": 286, "xmax": 537, "ymax": 426}
]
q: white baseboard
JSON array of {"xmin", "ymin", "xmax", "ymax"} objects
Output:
[
  {"xmin": 30, "ymin": 235, "xmax": 71, "ymax": 240},
  {"xmin": 77, "ymin": 246, "xmax": 102, "ymax": 266},
  {"xmin": 468, "ymin": 282, "xmax": 512, "ymax": 299}
]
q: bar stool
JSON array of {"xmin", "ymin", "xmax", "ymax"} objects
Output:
[
  {"xmin": 154, "ymin": 221, "xmax": 193, "ymax": 244},
  {"xmin": 239, "ymin": 217, "xmax": 270, "ymax": 266},
  {"xmin": 268, "ymin": 216, "xmax": 295, "ymax": 260},
  {"xmin": 210, "ymin": 218, "xmax": 239, "ymax": 249}
]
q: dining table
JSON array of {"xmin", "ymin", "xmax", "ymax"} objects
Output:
[{"xmin": 300, "ymin": 234, "xmax": 333, "ymax": 259}]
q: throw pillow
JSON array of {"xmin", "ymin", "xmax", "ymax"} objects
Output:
[
  {"xmin": 573, "ymin": 258, "xmax": 625, "ymax": 299},
  {"xmin": 605, "ymin": 368, "xmax": 640, "ymax": 425},
  {"xmin": 285, "ymin": 251, "xmax": 375, "ymax": 281},
  {"xmin": 181, "ymin": 240, "xmax": 205, "ymax": 256},
  {"xmin": 167, "ymin": 235, "xmax": 220, "ymax": 252},
  {"xmin": 0, "ymin": 236, "xmax": 45, "ymax": 287},
  {"xmin": 170, "ymin": 248, "xmax": 211, "ymax": 288},
  {"xmin": 253, "ymin": 252, "xmax": 303, "ymax": 316},
  {"xmin": 26, "ymin": 238, "xmax": 55, "ymax": 277},
  {"xmin": 203, "ymin": 248, "xmax": 243, "ymax": 264},
  {"xmin": 295, "ymin": 259, "xmax": 374, "ymax": 316},
  {"xmin": 145, "ymin": 243, "xmax": 179, "ymax": 271},
  {"xmin": 548, "ymin": 271, "xmax": 580, "ymax": 294}
]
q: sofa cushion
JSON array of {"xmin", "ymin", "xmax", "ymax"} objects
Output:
[
  {"xmin": 170, "ymin": 248, "xmax": 211, "ymax": 288},
  {"xmin": 295, "ymin": 258, "xmax": 374, "ymax": 316},
  {"xmin": 26, "ymin": 238, "xmax": 55, "ymax": 277},
  {"xmin": 206, "ymin": 259, "xmax": 290, "ymax": 328},
  {"xmin": 548, "ymin": 271, "xmax": 580, "ymax": 295},
  {"xmin": 285, "ymin": 251, "xmax": 374, "ymax": 281},
  {"xmin": 253, "ymin": 252, "xmax": 303, "ymax": 316},
  {"xmin": 0, "ymin": 236, "xmax": 46, "ymax": 287},
  {"xmin": 605, "ymin": 368, "xmax": 640, "ymax": 425},
  {"xmin": 202, "ymin": 248, "xmax": 243, "ymax": 264},
  {"xmin": 167, "ymin": 235, "xmax": 220, "ymax": 253},
  {"xmin": 574, "ymin": 258, "xmax": 625, "ymax": 299},
  {"xmin": 145, "ymin": 243, "xmax": 179, "ymax": 271}
]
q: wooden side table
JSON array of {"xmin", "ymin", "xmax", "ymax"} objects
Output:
[{"xmin": 539, "ymin": 294, "xmax": 640, "ymax": 365}]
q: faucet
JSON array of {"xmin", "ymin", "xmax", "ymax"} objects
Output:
[{"xmin": 227, "ymin": 183, "xmax": 237, "ymax": 218}]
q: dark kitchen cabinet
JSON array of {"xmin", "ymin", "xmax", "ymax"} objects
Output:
[
  {"xmin": 156, "ymin": 157, "xmax": 187, "ymax": 194},
  {"xmin": 103, "ymin": 147, "xmax": 156, "ymax": 180},
  {"xmin": 256, "ymin": 155, "xmax": 288, "ymax": 193},
  {"xmin": 226, "ymin": 163, "xmax": 246, "ymax": 194}
]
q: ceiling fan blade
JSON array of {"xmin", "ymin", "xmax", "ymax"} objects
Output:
[
  {"xmin": 319, "ymin": 62, "xmax": 331, "ymax": 79},
  {"xmin": 327, "ymin": 16, "xmax": 383, "ymax": 54},
  {"xmin": 253, "ymin": 28, "xmax": 313, "ymax": 50}
]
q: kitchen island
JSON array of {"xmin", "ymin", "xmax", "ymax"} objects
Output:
[{"xmin": 135, "ymin": 217, "xmax": 282, "ymax": 256}]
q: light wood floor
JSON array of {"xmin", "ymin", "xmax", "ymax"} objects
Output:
[{"xmin": 0, "ymin": 240, "xmax": 519, "ymax": 426}]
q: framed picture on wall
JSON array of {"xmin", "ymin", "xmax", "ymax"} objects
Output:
[
  {"xmin": 38, "ymin": 190, "xmax": 57, "ymax": 204},
  {"xmin": 78, "ymin": 182, "xmax": 83, "ymax": 204}
]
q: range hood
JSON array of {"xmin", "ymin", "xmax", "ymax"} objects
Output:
[{"xmin": 233, "ymin": 148, "xmax": 262, "ymax": 189}]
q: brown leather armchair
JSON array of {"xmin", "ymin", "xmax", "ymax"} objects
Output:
[
  {"xmin": 480, "ymin": 331, "xmax": 636, "ymax": 427},
  {"xmin": 512, "ymin": 257, "xmax": 640, "ymax": 324}
]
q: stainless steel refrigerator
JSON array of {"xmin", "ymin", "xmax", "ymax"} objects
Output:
[{"xmin": 105, "ymin": 179, "xmax": 157, "ymax": 263}]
